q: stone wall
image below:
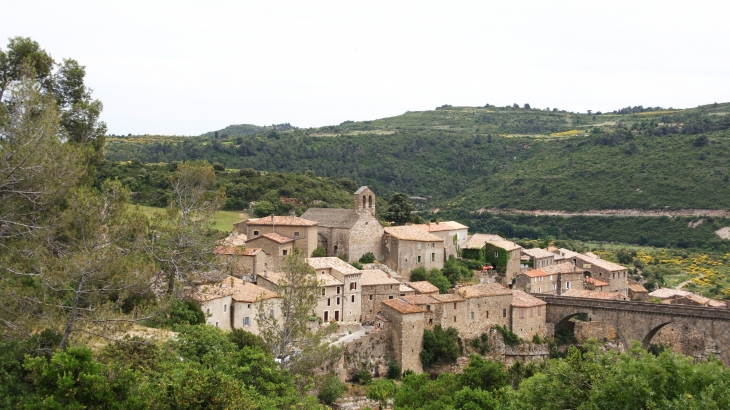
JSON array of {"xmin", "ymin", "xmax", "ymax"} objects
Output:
[
  {"xmin": 459, "ymin": 294, "xmax": 512, "ymax": 339},
  {"xmin": 382, "ymin": 236, "xmax": 445, "ymax": 277},
  {"xmin": 574, "ymin": 320, "xmax": 618, "ymax": 342},
  {"xmin": 511, "ymin": 305, "xmax": 547, "ymax": 340},
  {"xmin": 341, "ymin": 330, "xmax": 394, "ymax": 380},
  {"xmin": 361, "ymin": 284, "xmax": 399, "ymax": 323},
  {"xmin": 348, "ymin": 211, "xmax": 384, "ymax": 262},
  {"xmin": 381, "ymin": 303, "xmax": 424, "ymax": 374}
]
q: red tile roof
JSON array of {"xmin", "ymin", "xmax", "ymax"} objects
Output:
[
  {"xmin": 586, "ymin": 277, "xmax": 610, "ymax": 287},
  {"xmin": 457, "ymin": 283, "xmax": 512, "ymax": 298},
  {"xmin": 511, "ymin": 290, "xmax": 547, "ymax": 307},
  {"xmin": 213, "ymin": 246, "xmax": 263, "ymax": 256},
  {"xmin": 246, "ymin": 232, "xmax": 294, "ymax": 244},
  {"xmin": 245, "ymin": 215, "xmax": 318, "ymax": 226},
  {"xmin": 408, "ymin": 281, "xmax": 440, "ymax": 294},
  {"xmin": 382, "ymin": 298, "xmax": 426, "ymax": 314}
]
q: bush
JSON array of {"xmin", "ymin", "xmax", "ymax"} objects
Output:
[
  {"xmin": 145, "ymin": 298, "xmax": 205, "ymax": 329},
  {"xmin": 359, "ymin": 252, "xmax": 376, "ymax": 263},
  {"xmin": 311, "ymin": 246, "xmax": 326, "ymax": 257},
  {"xmin": 532, "ymin": 334, "xmax": 543, "ymax": 344},
  {"xmin": 387, "ymin": 360, "xmax": 401, "ymax": 379},
  {"xmin": 350, "ymin": 261, "xmax": 364, "ymax": 270},
  {"xmin": 227, "ymin": 329, "xmax": 269, "ymax": 352},
  {"xmin": 421, "ymin": 325, "xmax": 461, "ymax": 367},
  {"xmin": 410, "ymin": 267, "xmax": 428, "ymax": 282},
  {"xmin": 494, "ymin": 325, "xmax": 520, "ymax": 346},
  {"xmin": 355, "ymin": 370, "xmax": 372, "ymax": 385},
  {"xmin": 317, "ymin": 374, "xmax": 346, "ymax": 405},
  {"xmin": 366, "ymin": 380, "xmax": 397, "ymax": 408},
  {"xmin": 253, "ymin": 200, "xmax": 276, "ymax": 217}
]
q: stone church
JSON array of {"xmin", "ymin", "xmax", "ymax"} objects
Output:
[{"xmin": 301, "ymin": 186, "xmax": 384, "ymax": 262}]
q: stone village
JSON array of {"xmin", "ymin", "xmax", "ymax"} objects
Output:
[{"xmin": 194, "ymin": 187, "xmax": 730, "ymax": 378}]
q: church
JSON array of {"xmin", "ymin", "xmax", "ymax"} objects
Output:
[{"xmin": 301, "ymin": 186, "xmax": 385, "ymax": 262}]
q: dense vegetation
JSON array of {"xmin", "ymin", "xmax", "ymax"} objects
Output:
[{"xmin": 105, "ymin": 103, "xmax": 730, "ymax": 212}]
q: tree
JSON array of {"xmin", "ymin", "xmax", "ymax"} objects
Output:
[
  {"xmin": 253, "ymin": 200, "xmax": 276, "ymax": 217},
  {"xmin": 148, "ymin": 161, "xmax": 224, "ymax": 294},
  {"xmin": 359, "ymin": 252, "xmax": 375, "ymax": 263},
  {"xmin": 421, "ymin": 325, "xmax": 460, "ymax": 367},
  {"xmin": 366, "ymin": 379, "xmax": 397, "ymax": 409},
  {"xmin": 381, "ymin": 192, "xmax": 414, "ymax": 225},
  {"xmin": 256, "ymin": 252, "xmax": 341, "ymax": 378},
  {"xmin": 459, "ymin": 355, "xmax": 508, "ymax": 392},
  {"xmin": 311, "ymin": 246, "xmax": 326, "ymax": 257}
]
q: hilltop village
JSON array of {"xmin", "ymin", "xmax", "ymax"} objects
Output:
[{"xmin": 195, "ymin": 187, "xmax": 727, "ymax": 376}]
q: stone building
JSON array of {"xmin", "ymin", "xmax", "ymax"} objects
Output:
[
  {"xmin": 484, "ymin": 240, "xmax": 523, "ymax": 284},
  {"xmin": 301, "ymin": 186, "xmax": 385, "ymax": 262},
  {"xmin": 399, "ymin": 284, "xmax": 415, "ymax": 297},
  {"xmin": 562, "ymin": 289, "xmax": 624, "ymax": 300},
  {"xmin": 400, "ymin": 294, "xmax": 440, "ymax": 328},
  {"xmin": 516, "ymin": 262, "xmax": 585, "ymax": 295},
  {"xmin": 648, "ymin": 288, "xmax": 726, "ymax": 307},
  {"xmin": 244, "ymin": 233, "xmax": 294, "ymax": 272},
  {"xmin": 454, "ymin": 283, "xmax": 513, "ymax": 338},
  {"xmin": 412, "ymin": 221, "xmax": 469, "ymax": 259},
  {"xmin": 628, "ymin": 282, "xmax": 649, "ymax": 301},
  {"xmin": 510, "ymin": 290, "xmax": 547, "ymax": 340},
  {"xmin": 213, "ymin": 245, "xmax": 267, "ymax": 281},
  {"xmin": 192, "ymin": 276, "xmax": 280, "ymax": 334},
  {"xmin": 307, "ymin": 257, "xmax": 363, "ymax": 323},
  {"xmin": 431, "ymin": 293, "xmax": 468, "ymax": 330},
  {"xmin": 380, "ymin": 298, "xmax": 425, "ymax": 374},
  {"xmin": 236, "ymin": 215, "xmax": 319, "ymax": 257},
  {"xmin": 360, "ymin": 269, "xmax": 401, "ymax": 323},
  {"xmin": 585, "ymin": 276, "xmax": 611, "ymax": 292},
  {"xmin": 554, "ymin": 248, "xmax": 629, "ymax": 296},
  {"xmin": 462, "ymin": 233, "xmax": 504, "ymax": 260},
  {"xmin": 381, "ymin": 226, "xmax": 445, "ymax": 278},
  {"xmin": 521, "ymin": 248, "xmax": 555, "ymax": 270}
]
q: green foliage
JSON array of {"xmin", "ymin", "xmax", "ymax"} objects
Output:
[
  {"xmin": 494, "ymin": 325, "xmax": 521, "ymax": 346},
  {"xmin": 227, "ymin": 328, "xmax": 269, "ymax": 353},
  {"xmin": 409, "ymin": 267, "xmax": 451, "ymax": 293},
  {"xmin": 359, "ymin": 252, "xmax": 376, "ymax": 263},
  {"xmin": 387, "ymin": 360, "xmax": 401, "ymax": 379},
  {"xmin": 354, "ymin": 370, "xmax": 372, "ymax": 384},
  {"xmin": 146, "ymin": 298, "xmax": 205, "ymax": 329},
  {"xmin": 311, "ymin": 246, "xmax": 326, "ymax": 257},
  {"xmin": 484, "ymin": 244, "xmax": 510, "ymax": 273},
  {"xmin": 381, "ymin": 192, "xmax": 414, "ymax": 225},
  {"xmin": 317, "ymin": 373, "xmax": 346, "ymax": 405},
  {"xmin": 442, "ymin": 256, "xmax": 474, "ymax": 284},
  {"xmin": 421, "ymin": 325, "xmax": 461, "ymax": 367},
  {"xmin": 253, "ymin": 200, "xmax": 276, "ymax": 216},
  {"xmin": 350, "ymin": 261, "xmax": 364, "ymax": 270},
  {"xmin": 532, "ymin": 334, "xmax": 543, "ymax": 344},
  {"xmin": 365, "ymin": 379, "xmax": 397, "ymax": 408},
  {"xmin": 469, "ymin": 333, "xmax": 490, "ymax": 355},
  {"xmin": 459, "ymin": 355, "xmax": 508, "ymax": 392}
]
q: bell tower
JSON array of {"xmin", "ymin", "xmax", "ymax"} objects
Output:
[{"xmin": 353, "ymin": 186, "xmax": 375, "ymax": 216}]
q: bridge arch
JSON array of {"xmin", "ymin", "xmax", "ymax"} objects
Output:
[{"xmin": 641, "ymin": 321, "xmax": 673, "ymax": 349}]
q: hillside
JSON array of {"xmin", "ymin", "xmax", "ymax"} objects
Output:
[{"xmin": 104, "ymin": 102, "xmax": 730, "ymax": 212}]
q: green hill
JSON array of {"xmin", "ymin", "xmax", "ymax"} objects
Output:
[{"xmin": 104, "ymin": 102, "xmax": 730, "ymax": 212}]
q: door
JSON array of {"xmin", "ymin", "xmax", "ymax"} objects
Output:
[{"xmin": 335, "ymin": 310, "xmax": 340, "ymax": 322}]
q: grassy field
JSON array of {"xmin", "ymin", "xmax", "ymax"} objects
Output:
[{"xmin": 129, "ymin": 204, "xmax": 246, "ymax": 232}]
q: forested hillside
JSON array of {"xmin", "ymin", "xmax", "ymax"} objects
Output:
[{"xmin": 105, "ymin": 103, "xmax": 730, "ymax": 212}]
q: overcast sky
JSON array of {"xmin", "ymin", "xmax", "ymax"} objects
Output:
[{"xmin": 3, "ymin": 1, "xmax": 729, "ymax": 135}]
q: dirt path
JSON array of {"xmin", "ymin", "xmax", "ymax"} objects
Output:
[
  {"xmin": 476, "ymin": 208, "xmax": 730, "ymax": 218},
  {"xmin": 675, "ymin": 275, "xmax": 702, "ymax": 291}
]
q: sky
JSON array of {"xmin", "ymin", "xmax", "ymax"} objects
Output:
[{"xmin": 2, "ymin": 1, "xmax": 729, "ymax": 135}]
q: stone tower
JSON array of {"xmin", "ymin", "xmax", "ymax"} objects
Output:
[{"xmin": 353, "ymin": 186, "xmax": 376, "ymax": 216}]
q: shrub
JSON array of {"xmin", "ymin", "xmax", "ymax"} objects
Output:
[
  {"xmin": 421, "ymin": 325, "xmax": 460, "ymax": 367},
  {"xmin": 311, "ymin": 246, "xmax": 326, "ymax": 257},
  {"xmin": 145, "ymin": 298, "xmax": 205, "ymax": 329},
  {"xmin": 387, "ymin": 360, "xmax": 401, "ymax": 379},
  {"xmin": 317, "ymin": 374, "xmax": 346, "ymax": 405},
  {"xmin": 228, "ymin": 329, "xmax": 269, "ymax": 352},
  {"xmin": 350, "ymin": 261, "xmax": 364, "ymax": 270},
  {"xmin": 355, "ymin": 370, "xmax": 372, "ymax": 385},
  {"xmin": 366, "ymin": 380, "xmax": 397, "ymax": 409},
  {"xmin": 359, "ymin": 252, "xmax": 376, "ymax": 263},
  {"xmin": 532, "ymin": 334, "xmax": 543, "ymax": 344},
  {"xmin": 494, "ymin": 325, "xmax": 520, "ymax": 346}
]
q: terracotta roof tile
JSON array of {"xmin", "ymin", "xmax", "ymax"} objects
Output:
[
  {"xmin": 457, "ymin": 283, "xmax": 512, "ymax": 298},
  {"xmin": 193, "ymin": 276, "xmax": 279, "ymax": 303},
  {"xmin": 244, "ymin": 215, "xmax": 318, "ymax": 227},
  {"xmin": 522, "ymin": 248, "xmax": 555, "ymax": 259},
  {"xmin": 511, "ymin": 290, "xmax": 547, "ymax": 307},
  {"xmin": 523, "ymin": 262, "xmax": 582, "ymax": 278},
  {"xmin": 384, "ymin": 226, "xmax": 444, "ymax": 242},
  {"xmin": 558, "ymin": 248, "xmax": 627, "ymax": 272},
  {"xmin": 464, "ymin": 233, "xmax": 504, "ymax": 249},
  {"xmin": 232, "ymin": 282, "xmax": 279, "ymax": 302},
  {"xmin": 213, "ymin": 246, "xmax": 263, "ymax": 256},
  {"xmin": 258, "ymin": 270, "xmax": 343, "ymax": 287},
  {"xmin": 382, "ymin": 298, "xmax": 425, "ymax": 314},
  {"xmin": 586, "ymin": 277, "xmax": 610, "ymax": 287},
  {"xmin": 306, "ymin": 257, "xmax": 361, "ymax": 274},
  {"xmin": 412, "ymin": 221, "xmax": 468, "ymax": 233},
  {"xmin": 486, "ymin": 240, "xmax": 521, "ymax": 252},
  {"xmin": 628, "ymin": 283, "xmax": 648, "ymax": 293},
  {"xmin": 399, "ymin": 284, "xmax": 415, "ymax": 294},
  {"xmin": 408, "ymin": 281, "xmax": 440, "ymax": 294},
  {"xmin": 300, "ymin": 208, "xmax": 360, "ymax": 229},
  {"xmin": 562, "ymin": 289, "xmax": 622, "ymax": 300},
  {"xmin": 401, "ymin": 294, "xmax": 439, "ymax": 305},
  {"xmin": 246, "ymin": 232, "xmax": 294, "ymax": 244},
  {"xmin": 648, "ymin": 288, "xmax": 690, "ymax": 299},
  {"xmin": 431, "ymin": 293, "xmax": 464, "ymax": 303},
  {"xmin": 360, "ymin": 269, "xmax": 400, "ymax": 286}
]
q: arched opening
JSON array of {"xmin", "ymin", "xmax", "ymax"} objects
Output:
[
  {"xmin": 643, "ymin": 321, "xmax": 717, "ymax": 357},
  {"xmin": 642, "ymin": 321, "xmax": 673, "ymax": 350},
  {"xmin": 583, "ymin": 271, "xmax": 592, "ymax": 279},
  {"xmin": 362, "ymin": 196, "xmax": 366, "ymax": 208},
  {"xmin": 554, "ymin": 312, "xmax": 589, "ymax": 345},
  {"xmin": 368, "ymin": 195, "xmax": 373, "ymax": 208}
]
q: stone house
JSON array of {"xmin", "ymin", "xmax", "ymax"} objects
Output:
[
  {"xmin": 307, "ymin": 257, "xmax": 362, "ymax": 323},
  {"xmin": 562, "ymin": 289, "xmax": 624, "ymax": 300},
  {"xmin": 400, "ymin": 294, "xmax": 440, "ymax": 328},
  {"xmin": 521, "ymin": 248, "xmax": 555, "ymax": 270},
  {"xmin": 412, "ymin": 221, "xmax": 469, "ymax": 259},
  {"xmin": 483, "ymin": 240, "xmax": 523, "ymax": 284},
  {"xmin": 301, "ymin": 186, "xmax": 384, "ymax": 262},
  {"xmin": 381, "ymin": 226, "xmax": 445, "ymax": 278},
  {"xmin": 455, "ymin": 283, "xmax": 513, "ymax": 338},
  {"xmin": 648, "ymin": 288, "xmax": 726, "ymax": 307},
  {"xmin": 193, "ymin": 276, "xmax": 280, "ymax": 334},
  {"xmin": 244, "ymin": 233, "xmax": 294, "ymax": 272},
  {"xmin": 516, "ymin": 262, "xmax": 585, "ymax": 295},
  {"xmin": 360, "ymin": 269, "xmax": 401, "ymax": 324},
  {"xmin": 510, "ymin": 290, "xmax": 547, "ymax": 340},
  {"xmin": 236, "ymin": 215, "xmax": 319, "ymax": 257},
  {"xmin": 431, "ymin": 293, "xmax": 468, "ymax": 330},
  {"xmin": 380, "ymin": 298, "xmax": 425, "ymax": 374},
  {"xmin": 585, "ymin": 276, "xmax": 611, "ymax": 292},
  {"xmin": 462, "ymin": 233, "xmax": 504, "ymax": 261},
  {"xmin": 399, "ymin": 284, "xmax": 415, "ymax": 297},
  {"xmin": 407, "ymin": 281, "xmax": 440, "ymax": 296},
  {"xmin": 628, "ymin": 282, "xmax": 649, "ymax": 301},
  {"xmin": 554, "ymin": 248, "xmax": 629, "ymax": 296},
  {"xmin": 213, "ymin": 245, "xmax": 267, "ymax": 281}
]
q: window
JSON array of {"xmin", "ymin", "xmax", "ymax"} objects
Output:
[
  {"xmin": 453, "ymin": 316, "xmax": 457, "ymax": 322},
  {"xmin": 350, "ymin": 282, "xmax": 356, "ymax": 290},
  {"xmin": 431, "ymin": 253, "xmax": 436, "ymax": 262},
  {"xmin": 223, "ymin": 304, "xmax": 227, "ymax": 313},
  {"xmin": 538, "ymin": 306, "xmax": 542, "ymax": 316},
  {"xmin": 247, "ymin": 304, "xmax": 251, "ymax": 309},
  {"xmin": 324, "ymin": 311, "xmax": 329, "ymax": 321},
  {"xmin": 418, "ymin": 243, "xmax": 421, "ymax": 250},
  {"xmin": 429, "ymin": 318, "xmax": 433, "ymax": 324},
  {"xmin": 552, "ymin": 283, "xmax": 557, "ymax": 291},
  {"xmin": 322, "ymin": 288, "xmax": 326, "ymax": 296},
  {"xmin": 369, "ymin": 295, "xmax": 373, "ymax": 300},
  {"xmin": 566, "ymin": 281, "xmax": 571, "ymax": 289},
  {"xmin": 351, "ymin": 295, "xmax": 355, "ymax": 303},
  {"xmin": 293, "ymin": 231, "xmax": 300, "ymax": 238},
  {"xmin": 486, "ymin": 311, "xmax": 489, "ymax": 318},
  {"xmin": 426, "ymin": 305, "xmax": 431, "ymax": 311},
  {"xmin": 388, "ymin": 295, "xmax": 394, "ymax": 299},
  {"xmin": 495, "ymin": 251, "xmax": 499, "ymax": 257},
  {"xmin": 417, "ymin": 255, "xmax": 422, "ymax": 263},
  {"xmin": 243, "ymin": 317, "xmax": 250, "ymax": 326},
  {"xmin": 253, "ymin": 230, "xmax": 259, "ymax": 236},
  {"xmin": 471, "ymin": 312, "xmax": 474, "ymax": 319},
  {"xmin": 337, "ymin": 286, "xmax": 340, "ymax": 294},
  {"xmin": 520, "ymin": 309, "xmax": 524, "ymax": 319},
  {"xmin": 282, "ymin": 249, "xmax": 288, "ymax": 256},
  {"xmin": 269, "ymin": 309, "xmax": 274, "ymax": 317},
  {"xmin": 327, "ymin": 298, "xmax": 331, "ymax": 306},
  {"xmin": 453, "ymin": 303, "xmax": 457, "ymax": 309},
  {"xmin": 336, "ymin": 297, "xmax": 340, "ymax": 305},
  {"xmin": 549, "ymin": 275, "xmax": 553, "ymax": 281},
  {"xmin": 502, "ymin": 308, "xmax": 507, "ymax": 318},
  {"xmin": 206, "ymin": 308, "xmax": 210, "ymax": 315},
  {"xmin": 215, "ymin": 321, "xmax": 219, "ymax": 327}
]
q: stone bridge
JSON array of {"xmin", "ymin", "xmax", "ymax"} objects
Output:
[{"xmin": 535, "ymin": 295, "xmax": 730, "ymax": 364}]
